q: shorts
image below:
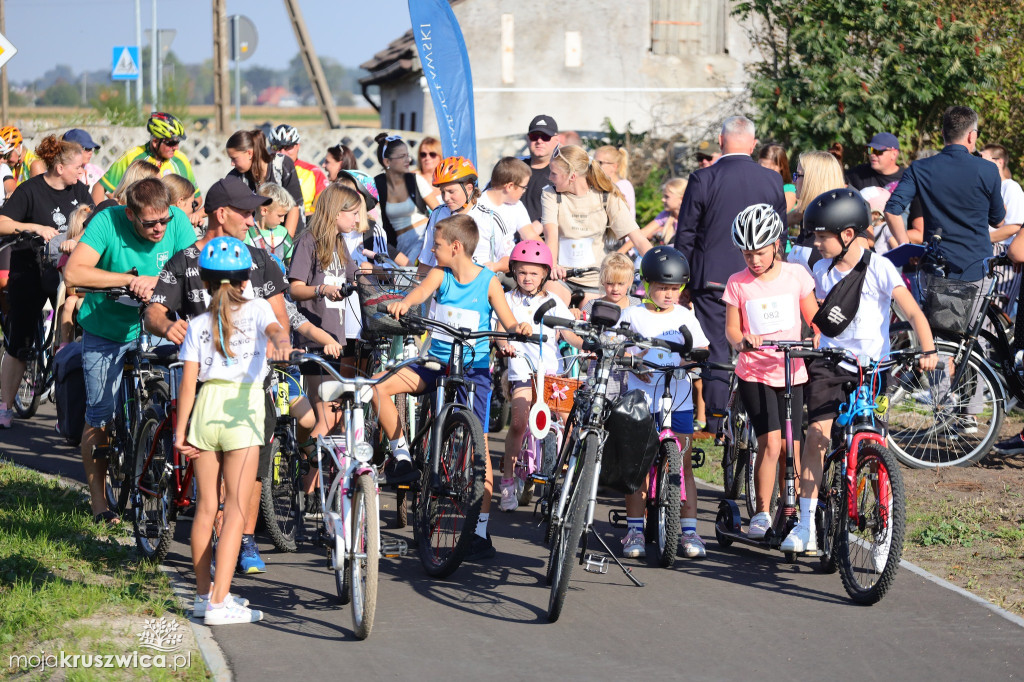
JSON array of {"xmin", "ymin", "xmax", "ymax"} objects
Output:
[
  {"xmin": 188, "ymin": 380, "xmax": 266, "ymax": 452},
  {"xmin": 82, "ymin": 331, "xmax": 138, "ymax": 428},
  {"xmin": 2, "ymin": 263, "xmax": 52, "ymax": 360},
  {"xmin": 805, "ymin": 359, "xmax": 857, "ymax": 424},
  {"xmin": 410, "ymin": 362, "xmax": 491, "ymax": 428},
  {"xmin": 670, "ymin": 410, "xmax": 694, "ymax": 434},
  {"xmin": 737, "ymin": 379, "xmax": 805, "ymax": 441}
]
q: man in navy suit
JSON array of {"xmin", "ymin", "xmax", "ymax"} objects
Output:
[{"xmin": 673, "ymin": 116, "xmax": 786, "ymax": 433}]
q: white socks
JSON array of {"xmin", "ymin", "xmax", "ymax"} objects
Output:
[
  {"xmin": 389, "ymin": 436, "xmax": 411, "ymax": 462},
  {"xmin": 476, "ymin": 513, "xmax": 489, "ymax": 538},
  {"xmin": 798, "ymin": 497, "xmax": 815, "ymax": 530}
]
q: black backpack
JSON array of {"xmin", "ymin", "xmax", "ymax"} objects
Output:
[{"xmin": 54, "ymin": 341, "xmax": 86, "ymax": 446}]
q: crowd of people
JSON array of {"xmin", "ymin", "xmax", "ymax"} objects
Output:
[{"xmin": 0, "ymin": 103, "xmax": 1020, "ymax": 626}]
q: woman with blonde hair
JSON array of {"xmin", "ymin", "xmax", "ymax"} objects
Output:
[
  {"xmin": 109, "ymin": 159, "xmax": 160, "ymax": 205},
  {"xmin": 593, "ymin": 145, "xmax": 634, "ymax": 213},
  {"xmin": 414, "ymin": 136, "xmax": 443, "ymax": 208},
  {"xmin": 287, "ymin": 184, "xmax": 359, "ymax": 435},
  {"xmin": 787, "ymin": 150, "xmax": 847, "ymax": 273},
  {"xmin": 542, "ymin": 144, "xmax": 652, "ymax": 305}
]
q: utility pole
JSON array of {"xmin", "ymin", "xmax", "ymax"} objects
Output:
[
  {"xmin": 1, "ymin": 0, "xmax": 8, "ymax": 125},
  {"xmin": 150, "ymin": 0, "xmax": 158, "ymax": 111},
  {"xmin": 212, "ymin": 0, "xmax": 229, "ymax": 133},
  {"xmin": 282, "ymin": 0, "xmax": 340, "ymax": 128},
  {"xmin": 135, "ymin": 0, "xmax": 143, "ymax": 111}
]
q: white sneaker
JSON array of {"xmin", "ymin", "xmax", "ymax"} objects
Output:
[
  {"xmin": 203, "ymin": 600, "xmax": 263, "ymax": 625},
  {"xmin": 622, "ymin": 528, "xmax": 646, "ymax": 558},
  {"xmin": 193, "ymin": 592, "xmax": 250, "ymax": 618},
  {"xmin": 780, "ymin": 523, "xmax": 817, "ymax": 553},
  {"xmin": 680, "ymin": 531, "xmax": 706, "ymax": 558},
  {"xmin": 499, "ymin": 481, "xmax": 518, "ymax": 512},
  {"xmin": 748, "ymin": 512, "xmax": 772, "ymax": 540}
]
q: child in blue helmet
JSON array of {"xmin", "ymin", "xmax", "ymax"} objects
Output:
[{"xmin": 176, "ymin": 237, "xmax": 292, "ymax": 626}]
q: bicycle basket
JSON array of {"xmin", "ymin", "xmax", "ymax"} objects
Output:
[
  {"xmin": 920, "ymin": 273, "xmax": 981, "ymax": 335},
  {"xmin": 356, "ymin": 269, "xmax": 430, "ymax": 337},
  {"xmin": 543, "ymin": 374, "xmax": 583, "ymax": 413}
]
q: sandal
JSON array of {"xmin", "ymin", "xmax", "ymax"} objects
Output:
[{"xmin": 93, "ymin": 510, "xmax": 121, "ymax": 526}]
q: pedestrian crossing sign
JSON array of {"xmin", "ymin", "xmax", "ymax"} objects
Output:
[
  {"xmin": 0, "ymin": 32, "xmax": 18, "ymax": 70},
  {"xmin": 111, "ymin": 46, "xmax": 140, "ymax": 81}
]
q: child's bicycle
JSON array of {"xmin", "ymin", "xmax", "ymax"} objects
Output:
[
  {"xmin": 376, "ymin": 303, "xmax": 543, "ymax": 578},
  {"xmin": 286, "ymin": 350, "xmax": 409, "ymax": 640}
]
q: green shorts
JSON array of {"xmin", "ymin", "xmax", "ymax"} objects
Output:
[{"xmin": 188, "ymin": 380, "xmax": 266, "ymax": 452}]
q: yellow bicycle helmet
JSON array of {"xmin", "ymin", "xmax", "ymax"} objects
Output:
[
  {"xmin": 0, "ymin": 125, "xmax": 23, "ymax": 149},
  {"xmin": 432, "ymin": 156, "xmax": 477, "ymax": 187},
  {"xmin": 147, "ymin": 112, "xmax": 186, "ymax": 141}
]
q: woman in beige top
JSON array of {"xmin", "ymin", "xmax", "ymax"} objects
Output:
[{"xmin": 542, "ymin": 145, "xmax": 652, "ymax": 305}]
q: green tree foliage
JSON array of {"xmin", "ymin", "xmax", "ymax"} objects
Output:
[
  {"xmin": 39, "ymin": 80, "xmax": 81, "ymax": 107},
  {"xmin": 734, "ymin": 0, "xmax": 1000, "ymax": 164}
]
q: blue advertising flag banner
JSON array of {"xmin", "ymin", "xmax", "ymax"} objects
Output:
[{"xmin": 408, "ymin": 0, "xmax": 477, "ymax": 166}]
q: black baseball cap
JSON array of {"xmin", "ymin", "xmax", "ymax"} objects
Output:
[
  {"xmin": 528, "ymin": 115, "xmax": 558, "ymax": 137},
  {"xmin": 205, "ymin": 176, "xmax": 271, "ymax": 212}
]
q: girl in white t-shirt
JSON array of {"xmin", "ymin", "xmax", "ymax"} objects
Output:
[
  {"xmin": 175, "ymin": 237, "xmax": 292, "ymax": 626},
  {"xmin": 495, "ymin": 240, "xmax": 582, "ymax": 512},
  {"xmin": 722, "ymin": 204, "xmax": 818, "ymax": 541}
]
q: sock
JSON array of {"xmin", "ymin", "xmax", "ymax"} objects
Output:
[
  {"xmin": 500, "ymin": 477, "xmax": 514, "ymax": 487},
  {"xmin": 242, "ymin": 534, "xmax": 254, "ymax": 544},
  {"xmin": 390, "ymin": 436, "xmax": 411, "ymax": 462},
  {"xmin": 681, "ymin": 517, "xmax": 697, "ymax": 535},
  {"xmin": 208, "ymin": 601, "xmax": 225, "ymax": 610},
  {"xmin": 626, "ymin": 517, "xmax": 644, "ymax": 535},
  {"xmin": 197, "ymin": 592, "xmax": 211, "ymax": 601},
  {"xmin": 798, "ymin": 497, "xmax": 814, "ymax": 529},
  {"xmin": 476, "ymin": 513, "xmax": 489, "ymax": 539}
]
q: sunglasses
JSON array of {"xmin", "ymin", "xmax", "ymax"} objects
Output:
[
  {"xmin": 696, "ymin": 154, "xmax": 712, "ymax": 162},
  {"xmin": 159, "ymin": 138, "xmax": 181, "ymax": 147},
  {"xmin": 419, "ymin": 151, "xmax": 439, "ymax": 159},
  {"xmin": 868, "ymin": 147, "xmax": 894, "ymax": 155},
  {"xmin": 528, "ymin": 132, "xmax": 552, "ymax": 142},
  {"xmin": 139, "ymin": 215, "xmax": 172, "ymax": 228}
]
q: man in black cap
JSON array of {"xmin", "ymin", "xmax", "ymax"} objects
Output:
[
  {"xmin": 146, "ymin": 175, "xmax": 290, "ymax": 575},
  {"xmin": 521, "ymin": 114, "xmax": 559, "ymax": 238}
]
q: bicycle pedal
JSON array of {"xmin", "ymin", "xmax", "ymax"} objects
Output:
[
  {"xmin": 692, "ymin": 448, "xmax": 706, "ymax": 468},
  {"xmin": 608, "ymin": 509, "xmax": 628, "ymax": 528},
  {"xmin": 381, "ymin": 538, "xmax": 408, "ymax": 558},
  {"xmin": 583, "ymin": 553, "xmax": 609, "ymax": 574},
  {"xmin": 801, "ymin": 549, "xmax": 821, "ymax": 557},
  {"xmin": 529, "ymin": 473, "xmax": 552, "ymax": 487},
  {"xmin": 92, "ymin": 446, "xmax": 112, "ymax": 460}
]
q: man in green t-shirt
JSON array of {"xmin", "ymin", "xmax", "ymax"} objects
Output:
[{"xmin": 65, "ymin": 177, "xmax": 196, "ymax": 523}]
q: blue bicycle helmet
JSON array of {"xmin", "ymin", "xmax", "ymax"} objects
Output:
[
  {"xmin": 269, "ymin": 253, "xmax": 287, "ymax": 277},
  {"xmin": 338, "ymin": 169, "xmax": 379, "ymax": 211},
  {"xmin": 199, "ymin": 236, "xmax": 252, "ymax": 283}
]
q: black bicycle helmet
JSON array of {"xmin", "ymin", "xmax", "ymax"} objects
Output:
[
  {"xmin": 639, "ymin": 245, "xmax": 690, "ymax": 286},
  {"xmin": 803, "ymin": 189, "xmax": 871, "ymax": 271}
]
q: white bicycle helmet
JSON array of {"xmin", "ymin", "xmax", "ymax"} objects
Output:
[
  {"xmin": 731, "ymin": 203, "xmax": 784, "ymax": 251},
  {"xmin": 270, "ymin": 124, "xmax": 301, "ymax": 149}
]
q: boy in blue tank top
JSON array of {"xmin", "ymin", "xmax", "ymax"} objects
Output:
[{"xmin": 373, "ymin": 214, "xmax": 532, "ymax": 560}]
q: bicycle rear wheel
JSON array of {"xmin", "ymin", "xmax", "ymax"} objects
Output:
[
  {"xmin": 260, "ymin": 436, "xmax": 300, "ymax": 552},
  {"xmin": 132, "ymin": 409, "xmax": 174, "ymax": 563},
  {"xmin": 646, "ymin": 439, "xmax": 681, "ymax": 568},
  {"xmin": 837, "ymin": 441, "xmax": 906, "ymax": 605},
  {"xmin": 886, "ymin": 341, "xmax": 1003, "ymax": 468},
  {"xmin": 349, "ymin": 473, "xmax": 379, "ymax": 640},
  {"xmin": 815, "ymin": 452, "xmax": 843, "ymax": 575},
  {"xmin": 13, "ymin": 351, "xmax": 43, "ymax": 418},
  {"xmin": 416, "ymin": 409, "xmax": 486, "ymax": 578},
  {"xmin": 548, "ymin": 433, "xmax": 597, "ymax": 622}
]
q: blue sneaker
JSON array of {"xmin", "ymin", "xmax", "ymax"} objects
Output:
[{"xmin": 237, "ymin": 536, "xmax": 266, "ymax": 574}]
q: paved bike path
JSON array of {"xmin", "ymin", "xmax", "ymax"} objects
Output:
[{"xmin": 5, "ymin": 405, "xmax": 1023, "ymax": 681}]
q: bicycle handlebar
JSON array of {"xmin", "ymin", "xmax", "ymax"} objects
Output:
[
  {"xmin": 375, "ymin": 302, "xmax": 548, "ymax": 344},
  {"xmin": 0, "ymin": 231, "xmax": 45, "ymax": 252},
  {"xmin": 563, "ymin": 266, "xmax": 600, "ymax": 279}
]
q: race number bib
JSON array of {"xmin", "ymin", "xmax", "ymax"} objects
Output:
[
  {"xmin": 558, "ymin": 237, "xmax": 595, "ymax": 268},
  {"xmin": 431, "ymin": 304, "xmax": 480, "ymax": 344},
  {"xmin": 745, "ymin": 294, "xmax": 796, "ymax": 335},
  {"xmin": 323, "ymin": 274, "xmax": 347, "ymax": 310}
]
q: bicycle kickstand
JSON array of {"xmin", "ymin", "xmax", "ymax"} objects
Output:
[{"xmin": 586, "ymin": 526, "xmax": 645, "ymax": 587}]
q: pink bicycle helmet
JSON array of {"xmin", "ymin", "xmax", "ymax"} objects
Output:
[{"xmin": 509, "ymin": 240, "xmax": 553, "ymax": 270}]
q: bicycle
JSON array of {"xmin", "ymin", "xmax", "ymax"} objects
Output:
[
  {"xmin": 810, "ymin": 347, "xmax": 915, "ymax": 604},
  {"xmin": 532, "ymin": 299, "xmax": 699, "ymax": 621},
  {"xmin": 885, "ymin": 245, "xmax": 1009, "ymax": 467},
  {"xmin": 289, "ymin": 350, "xmax": 409, "ymax": 640},
  {"xmin": 0, "ymin": 232, "xmax": 57, "ymax": 419},
  {"xmin": 258, "ymin": 365, "xmax": 308, "ymax": 553},
  {"xmin": 380, "ymin": 303, "xmax": 542, "ymax": 578}
]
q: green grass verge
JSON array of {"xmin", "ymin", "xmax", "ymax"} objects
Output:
[
  {"xmin": 693, "ymin": 437, "xmax": 724, "ymax": 489},
  {"xmin": 0, "ymin": 459, "xmax": 207, "ymax": 680}
]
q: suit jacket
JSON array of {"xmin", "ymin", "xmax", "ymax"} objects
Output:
[{"xmin": 672, "ymin": 154, "xmax": 786, "ymax": 290}]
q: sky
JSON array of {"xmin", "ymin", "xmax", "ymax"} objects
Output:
[{"xmin": 3, "ymin": 0, "xmax": 412, "ymax": 82}]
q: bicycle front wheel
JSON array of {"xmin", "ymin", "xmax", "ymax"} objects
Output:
[
  {"xmin": 837, "ymin": 441, "xmax": 906, "ymax": 605},
  {"xmin": 646, "ymin": 439, "xmax": 681, "ymax": 568},
  {"xmin": 13, "ymin": 352, "xmax": 43, "ymax": 418},
  {"xmin": 260, "ymin": 437, "xmax": 299, "ymax": 552},
  {"xmin": 131, "ymin": 410, "xmax": 174, "ymax": 563},
  {"xmin": 350, "ymin": 473, "xmax": 379, "ymax": 640},
  {"xmin": 886, "ymin": 341, "xmax": 1003, "ymax": 468},
  {"xmin": 416, "ymin": 409, "xmax": 486, "ymax": 578},
  {"xmin": 548, "ymin": 432, "xmax": 597, "ymax": 622}
]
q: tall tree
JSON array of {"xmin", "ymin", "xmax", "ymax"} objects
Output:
[{"xmin": 734, "ymin": 0, "xmax": 1000, "ymax": 163}]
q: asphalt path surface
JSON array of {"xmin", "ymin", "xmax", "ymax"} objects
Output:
[{"xmin": 4, "ymin": 403, "xmax": 1023, "ymax": 680}]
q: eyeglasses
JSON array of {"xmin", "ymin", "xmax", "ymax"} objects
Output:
[
  {"xmin": 419, "ymin": 151, "xmax": 439, "ymax": 159},
  {"xmin": 868, "ymin": 147, "xmax": 894, "ymax": 155},
  {"xmin": 387, "ymin": 153, "xmax": 409, "ymax": 160},
  {"xmin": 696, "ymin": 154, "xmax": 712, "ymax": 163},
  {"xmin": 159, "ymin": 138, "xmax": 181, "ymax": 148},
  {"xmin": 528, "ymin": 132, "xmax": 552, "ymax": 142},
  {"xmin": 517, "ymin": 183, "xmax": 529, "ymax": 190},
  {"xmin": 138, "ymin": 215, "xmax": 172, "ymax": 228}
]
